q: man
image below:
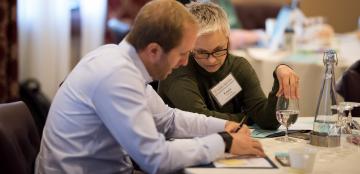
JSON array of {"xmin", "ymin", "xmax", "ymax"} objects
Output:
[{"xmin": 35, "ymin": 1, "xmax": 264, "ymax": 174}]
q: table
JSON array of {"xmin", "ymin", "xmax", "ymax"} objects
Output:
[
  {"xmin": 184, "ymin": 117, "xmax": 360, "ymax": 174},
  {"xmin": 231, "ymin": 33, "xmax": 360, "ymax": 117}
]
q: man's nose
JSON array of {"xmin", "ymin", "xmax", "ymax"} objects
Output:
[
  {"xmin": 176, "ymin": 56, "xmax": 188, "ymax": 68},
  {"xmin": 180, "ymin": 56, "xmax": 188, "ymax": 66}
]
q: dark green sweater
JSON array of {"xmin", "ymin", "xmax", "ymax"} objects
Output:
[{"xmin": 158, "ymin": 54, "xmax": 280, "ymax": 130}]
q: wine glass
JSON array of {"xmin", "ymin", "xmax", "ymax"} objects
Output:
[
  {"xmin": 275, "ymin": 95, "xmax": 300, "ymax": 142},
  {"xmin": 333, "ymin": 102, "xmax": 360, "ymax": 135},
  {"xmin": 341, "ymin": 102, "xmax": 360, "ymax": 135}
]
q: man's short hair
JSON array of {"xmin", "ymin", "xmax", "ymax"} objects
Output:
[
  {"xmin": 127, "ymin": 0, "xmax": 197, "ymax": 53},
  {"xmin": 187, "ymin": 2, "xmax": 230, "ymax": 37}
]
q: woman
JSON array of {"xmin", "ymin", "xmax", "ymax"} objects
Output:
[{"xmin": 158, "ymin": 2, "xmax": 299, "ymax": 130}]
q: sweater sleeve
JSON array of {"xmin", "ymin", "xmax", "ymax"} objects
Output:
[
  {"xmin": 235, "ymin": 59, "xmax": 280, "ymax": 130},
  {"xmin": 163, "ymin": 76, "xmax": 242, "ymax": 122}
]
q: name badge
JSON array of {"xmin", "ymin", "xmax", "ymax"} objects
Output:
[{"xmin": 209, "ymin": 73, "xmax": 242, "ymax": 107}]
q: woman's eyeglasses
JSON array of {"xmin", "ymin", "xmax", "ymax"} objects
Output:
[{"xmin": 192, "ymin": 48, "xmax": 228, "ymax": 60}]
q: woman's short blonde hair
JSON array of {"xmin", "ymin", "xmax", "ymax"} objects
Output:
[{"xmin": 187, "ymin": 2, "xmax": 230, "ymax": 37}]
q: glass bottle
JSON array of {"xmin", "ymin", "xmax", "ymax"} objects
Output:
[{"xmin": 310, "ymin": 49, "xmax": 340, "ymax": 147}]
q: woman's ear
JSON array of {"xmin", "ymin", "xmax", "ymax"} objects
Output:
[{"xmin": 143, "ymin": 42, "xmax": 163, "ymax": 63}]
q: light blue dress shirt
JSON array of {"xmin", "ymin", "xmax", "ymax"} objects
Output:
[{"xmin": 35, "ymin": 40, "xmax": 227, "ymax": 174}]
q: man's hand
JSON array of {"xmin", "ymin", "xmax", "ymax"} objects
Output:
[
  {"xmin": 229, "ymin": 131, "xmax": 265, "ymax": 157},
  {"xmin": 275, "ymin": 65, "xmax": 300, "ymax": 99},
  {"xmin": 225, "ymin": 121, "xmax": 250, "ymax": 135},
  {"xmin": 225, "ymin": 121, "xmax": 239, "ymax": 132}
]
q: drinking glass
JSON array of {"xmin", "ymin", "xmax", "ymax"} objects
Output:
[
  {"xmin": 276, "ymin": 95, "xmax": 300, "ymax": 142},
  {"xmin": 341, "ymin": 102, "xmax": 360, "ymax": 135},
  {"xmin": 333, "ymin": 102, "xmax": 360, "ymax": 134}
]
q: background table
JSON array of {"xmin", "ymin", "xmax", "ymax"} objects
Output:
[{"xmin": 231, "ymin": 33, "xmax": 360, "ymax": 117}]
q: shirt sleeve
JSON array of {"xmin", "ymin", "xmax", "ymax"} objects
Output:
[
  {"xmin": 145, "ymin": 85, "xmax": 226, "ymax": 138},
  {"xmin": 92, "ymin": 68, "xmax": 226, "ymax": 174}
]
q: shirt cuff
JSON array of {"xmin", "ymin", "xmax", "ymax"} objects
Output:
[
  {"xmin": 199, "ymin": 134, "xmax": 226, "ymax": 162},
  {"xmin": 206, "ymin": 117, "xmax": 227, "ymax": 133}
]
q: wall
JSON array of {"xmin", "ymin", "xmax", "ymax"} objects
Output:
[
  {"xmin": 300, "ymin": 0, "xmax": 360, "ymax": 33},
  {"xmin": 234, "ymin": 0, "xmax": 360, "ymax": 33}
]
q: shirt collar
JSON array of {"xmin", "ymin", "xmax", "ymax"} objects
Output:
[{"xmin": 119, "ymin": 40, "xmax": 153, "ymax": 84}]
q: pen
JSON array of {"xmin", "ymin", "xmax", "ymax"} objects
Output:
[{"xmin": 236, "ymin": 115, "xmax": 248, "ymax": 132}]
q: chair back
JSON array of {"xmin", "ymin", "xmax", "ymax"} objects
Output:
[
  {"xmin": 0, "ymin": 101, "xmax": 40, "ymax": 174},
  {"xmin": 20, "ymin": 79, "xmax": 51, "ymax": 135}
]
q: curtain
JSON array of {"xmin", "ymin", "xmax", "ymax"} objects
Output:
[
  {"xmin": 79, "ymin": 0, "xmax": 107, "ymax": 56},
  {"xmin": 18, "ymin": 0, "xmax": 71, "ymax": 99},
  {"xmin": 0, "ymin": 0, "xmax": 19, "ymax": 103}
]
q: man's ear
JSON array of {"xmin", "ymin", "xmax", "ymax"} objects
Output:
[{"xmin": 143, "ymin": 42, "xmax": 163, "ymax": 63}]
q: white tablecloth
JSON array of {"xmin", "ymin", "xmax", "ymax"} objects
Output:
[{"xmin": 185, "ymin": 117, "xmax": 360, "ymax": 174}]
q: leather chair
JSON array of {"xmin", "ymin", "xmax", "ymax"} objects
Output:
[
  {"xmin": 336, "ymin": 60, "xmax": 360, "ymax": 117},
  {"xmin": 0, "ymin": 101, "xmax": 40, "ymax": 174},
  {"xmin": 20, "ymin": 79, "xmax": 51, "ymax": 136}
]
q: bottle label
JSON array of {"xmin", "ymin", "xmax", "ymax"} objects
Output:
[{"xmin": 313, "ymin": 115, "xmax": 340, "ymax": 136}]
